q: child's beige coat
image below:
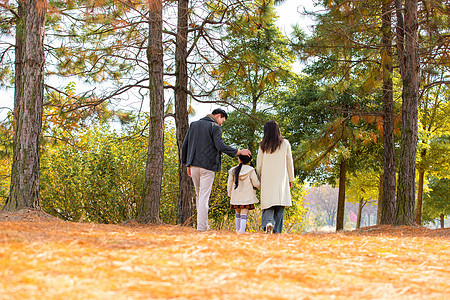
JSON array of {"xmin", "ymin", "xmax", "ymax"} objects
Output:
[{"xmin": 227, "ymin": 165, "xmax": 261, "ymax": 205}]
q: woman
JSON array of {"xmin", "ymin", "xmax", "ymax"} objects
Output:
[{"xmin": 256, "ymin": 120, "xmax": 294, "ymax": 234}]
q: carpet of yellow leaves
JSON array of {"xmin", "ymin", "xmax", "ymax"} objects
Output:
[{"xmin": 0, "ymin": 209, "xmax": 448, "ymax": 299}]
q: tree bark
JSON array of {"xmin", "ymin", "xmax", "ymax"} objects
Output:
[
  {"xmin": 336, "ymin": 159, "xmax": 347, "ymax": 231},
  {"xmin": 356, "ymin": 198, "xmax": 364, "ymax": 229},
  {"xmin": 394, "ymin": 0, "xmax": 406, "ymax": 79},
  {"xmin": 249, "ymin": 96, "xmax": 259, "ymax": 154},
  {"xmin": 439, "ymin": 214, "xmax": 445, "ymax": 229},
  {"xmin": 175, "ymin": 0, "xmax": 193, "ymax": 226},
  {"xmin": 4, "ymin": 0, "xmax": 46, "ymax": 212},
  {"xmin": 380, "ymin": 0, "xmax": 397, "ymax": 225},
  {"xmin": 138, "ymin": 1, "xmax": 164, "ymax": 223},
  {"xmin": 395, "ymin": 0, "xmax": 419, "ymax": 225},
  {"xmin": 415, "ymin": 168, "xmax": 425, "ymax": 225},
  {"xmin": 376, "ymin": 174, "xmax": 383, "ymax": 224},
  {"xmin": 415, "ymin": 148, "xmax": 426, "ymax": 225}
]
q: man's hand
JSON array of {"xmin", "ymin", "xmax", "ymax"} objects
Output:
[
  {"xmin": 187, "ymin": 167, "xmax": 191, "ymax": 177},
  {"xmin": 238, "ymin": 149, "xmax": 251, "ymax": 156}
]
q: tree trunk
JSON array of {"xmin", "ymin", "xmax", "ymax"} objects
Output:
[
  {"xmin": 394, "ymin": 0, "xmax": 405, "ymax": 79},
  {"xmin": 356, "ymin": 198, "xmax": 364, "ymax": 229},
  {"xmin": 4, "ymin": 0, "xmax": 46, "ymax": 212},
  {"xmin": 439, "ymin": 214, "xmax": 445, "ymax": 228},
  {"xmin": 336, "ymin": 159, "xmax": 347, "ymax": 231},
  {"xmin": 175, "ymin": 0, "xmax": 193, "ymax": 226},
  {"xmin": 395, "ymin": 0, "xmax": 419, "ymax": 226},
  {"xmin": 138, "ymin": 1, "xmax": 164, "ymax": 223},
  {"xmin": 327, "ymin": 209, "xmax": 335, "ymax": 226},
  {"xmin": 249, "ymin": 96, "xmax": 259, "ymax": 154},
  {"xmin": 376, "ymin": 174, "xmax": 383, "ymax": 224},
  {"xmin": 380, "ymin": 0, "xmax": 397, "ymax": 225},
  {"xmin": 415, "ymin": 168, "xmax": 425, "ymax": 225}
]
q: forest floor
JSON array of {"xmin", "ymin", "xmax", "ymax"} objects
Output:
[{"xmin": 0, "ymin": 209, "xmax": 449, "ymax": 300}]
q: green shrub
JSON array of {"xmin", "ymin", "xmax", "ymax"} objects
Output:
[{"xmin": 40, "ymin": 124, "xmax": 179, "ymax": 224}]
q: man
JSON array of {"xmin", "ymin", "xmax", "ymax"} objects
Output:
[{"xmin": 181, "ymin": 108, "xmax": 251, "ymax": 231}]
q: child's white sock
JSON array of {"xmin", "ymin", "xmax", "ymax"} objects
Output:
[
  {"xmin": 239, "ymin": 214, "xmax": 248, "ymax": 233},
  {"xmin": 235, "ymin": 213, "xmax": 241, "ymax": 231}
]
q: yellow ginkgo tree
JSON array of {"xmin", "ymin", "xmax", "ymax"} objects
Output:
[{"xmin": 416, "ymin": 82, "xmax": 450, "ymax": 224}]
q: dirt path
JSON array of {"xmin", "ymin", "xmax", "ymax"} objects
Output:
[{"xmin": 0, "ymin": 210, "xmax": 448, "ymax": 299}]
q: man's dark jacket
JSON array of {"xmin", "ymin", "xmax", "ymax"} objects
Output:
[{"xmin": 181, "ymin": 116, "xmax": 237, "ymax": 172}]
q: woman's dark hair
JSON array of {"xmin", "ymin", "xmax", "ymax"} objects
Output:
[
  {"xmin": 260, "ymin": 120, "xmax": 283, "ymax": 154},
  {"xmin": 233, "ymin": 154, "xmax": 253, "ymax": 189}
]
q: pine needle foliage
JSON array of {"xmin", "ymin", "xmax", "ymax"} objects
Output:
[{"xmin": 218, "ymin": 0, "xmax": 295, "ymax": 153}]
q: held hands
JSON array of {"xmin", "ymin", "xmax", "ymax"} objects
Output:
[{"xmin": 187, "ymin": 167, "xmax": 191, "ymax": 177}]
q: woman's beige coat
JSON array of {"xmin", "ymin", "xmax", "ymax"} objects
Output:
[
  {"xmin": 227, "ymin": 165, "xmax": 261, "ymax": 205},
  {"xmin": 256, "ymin": 139, "xmax": 295, "ymax": 210}
]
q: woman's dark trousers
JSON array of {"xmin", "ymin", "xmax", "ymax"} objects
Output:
[{"xmin": 262, "ymin": 206, "xmax": 285, "ymax": 233}]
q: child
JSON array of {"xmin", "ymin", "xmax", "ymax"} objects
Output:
[{"xmin": 227, "ymin": 154, "xmax": 261, "ymax": 233}]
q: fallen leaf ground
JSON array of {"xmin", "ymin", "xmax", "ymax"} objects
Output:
[{"xmin": 0, "ymin": 210, "xmax": 448, "ymax": 299}]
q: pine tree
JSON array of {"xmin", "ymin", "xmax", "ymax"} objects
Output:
[
  {"xmin": 380, "ymin": 0, "xmax": 396, "ymax": 225},
  {"xmin": 218, "ymin": 0, "xmax": 294, "ymax": 153},
  {"xmin": 4, "ymin": 0, "xmax": 46, "ymax": 212},
  {"xmin": 394, "ymin": 0, "xmax": 420, "ymax": 225},
  {"xmin": 138, "ymin": 0, "xmax": 164, "ymax": 223},
  {"xmin": 175, "ymin": 0, "xmax": 193, "ymax": 226}
]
